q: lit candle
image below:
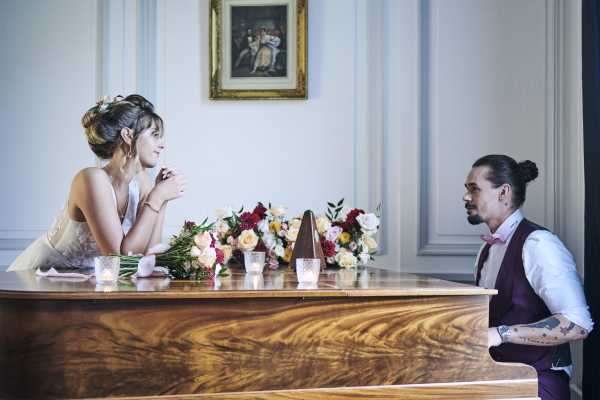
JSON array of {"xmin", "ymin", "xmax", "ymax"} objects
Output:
[
  {"xmin": 249, "ymin": 262, "xmax": 261, "ymax": 273},
  {"xmin": 100, "ymin": 268, "xmax": 114, "ymax": 282}
]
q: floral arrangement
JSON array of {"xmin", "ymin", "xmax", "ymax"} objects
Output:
[
  {"xmin": 316, "ymin": 199, "xmax": 380, "ymax": 268},
  {"xmin": 213, "ymin": 199, "xmax": 381, "ymax": 270},
  {"xmin": 119, "ymin": 219, "xmax": 229, "ymax": 280},
  {"xmin": 213, "ymin": 203, "xmax": 295, "ymax": 269}
]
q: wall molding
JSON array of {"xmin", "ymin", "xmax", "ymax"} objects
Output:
[
  {"xmin": 354, "ymin": 0, "xmax": 386, "ymax": 253},
  {"xmin": 417, "ymin": 0, "xmax": 560, "ymax": 256}
]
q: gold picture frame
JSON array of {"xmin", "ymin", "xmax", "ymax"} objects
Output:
[{"xmin": 209, "ymin": 0, "xmax": 307, "ymax": 100}]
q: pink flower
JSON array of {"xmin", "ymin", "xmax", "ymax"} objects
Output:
[{"xmin": 325, "ymin": 226, "xmax": 343, "ymax": 242}]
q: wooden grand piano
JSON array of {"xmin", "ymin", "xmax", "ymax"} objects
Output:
[{"xmin": 0, "ymin": 267, "xmax": 538, "ymax": 399}]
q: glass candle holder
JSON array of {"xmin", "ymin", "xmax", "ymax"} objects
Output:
[
  {"xmin": 296, "ymin": 258, "xmax": 321, "ymax": 284},
  {"xmin": 244, "ymin": 251, "xmax": 265, "ymax": 274},
  {"xmin": 243, "ymin": 272, "xmax": 265, "ymax": 290},
  {"xmin": 94, "ymin": 256, "xmax": 120, "ymax": 284}
]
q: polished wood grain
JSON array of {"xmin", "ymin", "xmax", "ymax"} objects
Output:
[
  {"xmin": 102, "ymin": 380, "xmax": 539, "ymax": 399},
  {"xmin": 0, "ymin": 267, "xmax": 496, "ymax": 299},
  {"xmin": 0, "ymin": 292, "xmax": 535, "ymax": 399}
]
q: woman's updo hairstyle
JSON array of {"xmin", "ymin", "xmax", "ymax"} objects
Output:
[
  {"xmin": 82, "ymin": 94, "xmax": 164, "ymax": 159},
  {"xmin": 472, "ymin": 154, "xmax": 539, "ymax": 209}
]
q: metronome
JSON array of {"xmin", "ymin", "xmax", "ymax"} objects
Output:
[{"xmin": 289, "ymin": 210, "xmax": 326, "ymax": 270}]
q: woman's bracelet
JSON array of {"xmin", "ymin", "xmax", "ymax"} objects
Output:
[{"xmin": 144, "ymin": 201, "xmax": 161, "ymax": 213}]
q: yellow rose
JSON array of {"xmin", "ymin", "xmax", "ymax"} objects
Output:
[
  {"xmin": 339, "ymin": 232, "xmax": 351, "ymax": 245},
  {"xmin": 285, "ymin": 227, "xmax": 299, "ymax": 242},
  {"xmin": 315, "ymin": 216, "xmax": 331, "ymax": 235},
  {"xmin": 269, "ymin": 220, "xmax": 281, "ymax": 233},
  {"xmin": 283, "ymin": 247, "xmax": 293, "ymax": 263},
  {"xmin": 237, "ymin": 229, "xmax": 258, "ymax": 251}
]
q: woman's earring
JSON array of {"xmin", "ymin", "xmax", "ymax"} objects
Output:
[{"xmin": 126, "ymin": 146, "xmax": 133, "ymax": 159}]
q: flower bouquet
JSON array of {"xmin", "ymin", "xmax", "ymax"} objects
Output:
[
  {"xmin": 119, "ymin": 219, "xmax": 229, "ymax": 280},
  {"xmin": 214, "ymin": 202, "xmax": 294, "ymax": 269},
  {"xmin": 316, "ymin": 199, "xmax": 380, "ymax": 268}
]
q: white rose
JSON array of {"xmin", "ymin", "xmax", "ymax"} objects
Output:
[
  {"xmin": 217, "ymin": 244, "xmax": 233, "ymax": 264},
  {"xmin": 315, "ymin": 216, "xmax": 331, "ymax": 235},
  {"xmin": 286, "ymin": 226, "xmax": 299, "ymax": 242},
  {"xmin": 194, "ymin": 231, "xmax": 212, "ymax": 250},
  {"xmin": 289, "ymin": 218, "xmax": 302, "ymax": 229},
  {"xmin": 361, "ymin": 234, "xmax": 378, "ymax": 251},
  {"xmin": 335, "ymin": 250, "xmax": 358, "ymax": 268},
  {"xmin": 257, "ymin": 220, "xmax": 270, "ymax": 234},
  {"xmin": 215, "ymin": 206, "xmax": 233, "ymax": 219},
  {"xmin": 274, "ymin": 244, "xmax": 285, "ymax": 257},
  {"xmin": 269, "ymin": 205, "xmax": 287, "ymax": 217},
  {"xmin": 262, "ymin": 232, "xmax": 276, "ymax": 250},
  {"xmin": 356, "ymin": 213, "xmax": 379, "ymax": 235},
  {"xmin": 198, "ymin": 247, "xmax": 217, "ymax": 268},
  {"xmin": 237, "ymin": 229, "xmax": 258, "ymax": 251}
]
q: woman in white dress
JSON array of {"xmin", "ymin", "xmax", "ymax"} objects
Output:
[{"xmin": 8, "ymin": 94, "xmax": 186, "ymax": 271}]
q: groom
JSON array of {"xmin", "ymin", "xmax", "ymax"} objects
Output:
[{"xmin": 463, "ymin": 154, "xmax": 593, "ymax": 400}]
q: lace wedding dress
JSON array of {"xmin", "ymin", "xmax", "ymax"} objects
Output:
[{"xmin": 8, "ymin": 180, "xmax": 140, "ymax": 271}]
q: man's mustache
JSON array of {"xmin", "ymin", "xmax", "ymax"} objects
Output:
[{"xmin": 465, "ymin": 203, "xmax": 476, "ymax": 210}]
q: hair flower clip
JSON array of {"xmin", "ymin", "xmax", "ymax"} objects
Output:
[{"xmin": 95, "ymin": 95, "xmax": 124, "ymax": 112}]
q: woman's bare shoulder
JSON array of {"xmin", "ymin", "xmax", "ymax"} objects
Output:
[{"xmin": 72, "ymin": 167, "xmax": 111, "ymax": 192}]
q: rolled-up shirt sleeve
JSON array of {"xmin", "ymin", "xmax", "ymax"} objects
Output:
[{"xmin": 523, "ymin": 230, "xmax": 594, "ymax": 333}]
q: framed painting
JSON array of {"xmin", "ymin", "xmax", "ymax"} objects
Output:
[{"xmin": 209, "ymin": 0, "xmax": 307, "ymax": 100}]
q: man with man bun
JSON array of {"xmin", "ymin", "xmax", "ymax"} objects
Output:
[{"xmin": 463, "ymin": 154, "xmax": 593, "ymax": 400}]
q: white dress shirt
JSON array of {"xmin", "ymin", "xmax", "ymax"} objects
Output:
[{"xmin": 475, "ymin": 209, "xmax": 594, "ymax": 372}]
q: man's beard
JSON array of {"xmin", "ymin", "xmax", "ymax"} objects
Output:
[
  {"xmin": 467, "ymin": 214, "xmax": 484, "ymax": 225},
  {"xmin": 465, "ymin": 204, "xmax": 483, "ymax": 225}
]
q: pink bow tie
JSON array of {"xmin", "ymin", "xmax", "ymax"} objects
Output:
[{"xmin": 480, "ymin": 234, "xmax": 506, "ymax": 246}]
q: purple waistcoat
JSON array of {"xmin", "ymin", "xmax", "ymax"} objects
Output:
[{"xmin": 476, "ymin": 219, "xmax": 570, "ymax": 371}]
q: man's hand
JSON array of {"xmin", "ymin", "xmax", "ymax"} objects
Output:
[{"xmin": 488, "ymin": 327, "xmax": 502, "ymax": 347}]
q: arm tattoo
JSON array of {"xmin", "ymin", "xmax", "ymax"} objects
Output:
[
  {"xmin": 525, "ymin": 317, "xmax": 560, "ymax": 330},
  {"xmin": 560, "ymin": 322, "xmax": 576, "ymax": 336}
]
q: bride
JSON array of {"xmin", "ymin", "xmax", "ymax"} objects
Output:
[{"xmin": 8, "ymin": 94, "xmax": 186, "ymax": 271}]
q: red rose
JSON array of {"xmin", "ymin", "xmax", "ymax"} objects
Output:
[
  {"xmin": 345, "ymin": 208, "xmax": 365, "ymax": 229},
  {"xmin": 253, "ymin": 203, "xmax": 267, "ymax": 219},
  {"xmin": 240, "ymin": 222, "xmax": 256, "ymax": 231},
  {"xmin": 240, "ymin": 212, "xmax": 254, "ymax": 224},
  {"xmin": 320, "ymin": 238, "xmax": 336, "ymax": 257}
]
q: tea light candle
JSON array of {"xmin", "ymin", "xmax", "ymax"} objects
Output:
[
  {"xmin": 100, "ymin": 268, "xmax": 114, "ymax": 282},
  {"xmin": 249, "ymin": 262, "xmax": 262, "ymax": 273}
]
